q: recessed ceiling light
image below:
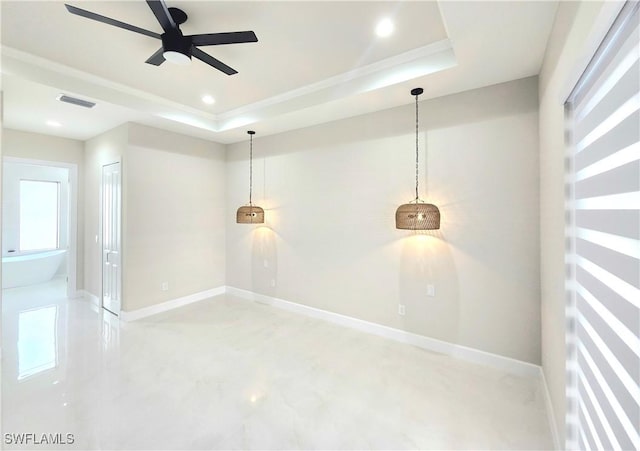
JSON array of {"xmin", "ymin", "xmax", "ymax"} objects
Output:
[
  {"xmin": 46, "ymin": 120, "xmax": 62, "ymax": 127},
  {"xmin": 375, "ymin": 18, "xmax": 394, "ymax": 38},
  {"xmin": 202, "ymin": 95, "xmax": 216, "ymax": 105}
]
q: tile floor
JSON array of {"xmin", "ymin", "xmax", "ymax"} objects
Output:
[{"xmin": 2, "ymin": 279, "xmax": 553, "ymax": 449}]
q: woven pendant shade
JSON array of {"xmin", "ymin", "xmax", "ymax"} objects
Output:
[
  {"xmin": 236, "ymin": 130, "xmax": 265, "ymax": 224},
  {"xmin": 395, "ymin": 87, "xmax": 441, "ymax": 230},
  {"xmin": 236, "ymin": 205, "xmax": 265, "ymax": 224},
  {"xmin": 395, "ymin": 202, "xmax": 440, "ymax": 230}
]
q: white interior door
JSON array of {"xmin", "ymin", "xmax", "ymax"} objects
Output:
[{"xmin": 102, "ymin": 162, "xmax": 121, "ymax": 316}]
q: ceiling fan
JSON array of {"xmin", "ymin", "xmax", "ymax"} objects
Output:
[{"xmin": 64, "ymin": 0, "xmax": 258, "ymax": 75}]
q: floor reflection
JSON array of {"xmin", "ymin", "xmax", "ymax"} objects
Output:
[
  {"xmin": 102, "ymin": 309, "xmax": 120, "ymax": 350},
  {"xmin": 18, "ymin": 305, "xmax": 58, "ymax": 380}
]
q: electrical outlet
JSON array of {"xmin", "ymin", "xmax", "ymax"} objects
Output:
[
  {"xmin": 398, "ymin": 304, "xmax": 406, "ymax": 316},
  {"xmin": 427, "ymin": 284, "xmax": 435, "ymax": 297},
  {"xmin": 161, "ymin": 282, "xmax": 169, "ymax": 291},
  {"xmin": 270, "ymin": 279, "xmax": 276, "ymax": 287},
  {"xmin": 263, "ymin": 259, "xmax": 269, "ymax": 268}
]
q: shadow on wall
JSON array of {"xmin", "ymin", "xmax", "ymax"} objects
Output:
[
  {"xmin": 398, "ymin": 231, "xmax": 459, "ymax": 343},
  {"xmin": 251, "ymin": 226, "xmax": 278, "ymax": 298}
]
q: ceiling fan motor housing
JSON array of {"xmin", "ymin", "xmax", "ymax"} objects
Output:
[{"xmin": 162, "ymin": 29, "xmax": 192, "ymax": 60}]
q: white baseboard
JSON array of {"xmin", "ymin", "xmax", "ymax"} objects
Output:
[
  {"xmin": 120, "ymin": 286, "xmax": 226, "ymax": 322},
  {"xmin": 225, "ymin": 286, "xmax": 541, "ymax": 378},
  {"xmin": 78, "ymin": 289, "xmax": 100, "ymax": 307},
  {"xmin": 540, "ymin": 367, "xmax": 561, "ymax": 450}
]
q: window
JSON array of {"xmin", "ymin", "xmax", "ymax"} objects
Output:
[
  {"xmin": 565, "ymin": 1, "xmax": 639, "ymax": 450},
  {"xmin": 19, "ymin": 180, "xmax": 60, "ymax": 251}
]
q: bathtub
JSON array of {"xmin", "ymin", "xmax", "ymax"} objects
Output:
[{"xmin": 2, "ymin": 249, "xmax": 67, "ymax": 289}]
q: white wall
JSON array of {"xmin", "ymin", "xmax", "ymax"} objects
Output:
[
  {"xmin": 123, "ymin": 124, "xmax": 226, "ymax": 311},
  {"xmin": 2, "ymin": 128, "xmax": 84, "ymax": 163},
  {"xmin": 226, "ymin": 77, "xmax": 541, "ymax": 364},
  {"xmin": 538, "ymin": 0, "xmax": 624, "ymax": 445},
  {"xmin": 2, "ymin": 128, "xmax": 84, "ymax": 288}
]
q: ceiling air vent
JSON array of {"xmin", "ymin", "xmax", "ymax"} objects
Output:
[{"xmin": 56, "ymin": 94, "xmax": 96, "ymax": 109}]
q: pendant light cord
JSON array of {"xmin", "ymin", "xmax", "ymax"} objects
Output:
[
  {"xmin": 415, "ymin": 92, "xmax": 419, "ymax": 202},
  {"xmin": 249, "ymin": 133, "xmax": 253, "ymax": 206}
]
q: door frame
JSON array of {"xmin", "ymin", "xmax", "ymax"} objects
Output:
[{"xmin": 2, "ymin": 156, "xmax": 79, "ymax": 299}]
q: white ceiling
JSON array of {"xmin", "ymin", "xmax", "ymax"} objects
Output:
[{"xmin": 1, "ymin": 1, "xmax": 558, "ymax": 144}]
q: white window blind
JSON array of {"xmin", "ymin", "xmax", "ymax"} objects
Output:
[{"xmin": 565, "ymin": 2, "xmax": 640, "ymax": 451}]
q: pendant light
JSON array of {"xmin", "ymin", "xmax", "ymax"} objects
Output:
[
  {"xmin": 236, "ymin": 130, "xmax": 265, "ymax": 224},
  {"xmin": 395, "ymin": 88, "xmax": 440, "ymax": 230}
]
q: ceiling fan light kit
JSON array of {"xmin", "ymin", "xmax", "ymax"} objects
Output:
[
  {"xmin": 64, "ymin": 0, "xmax": 258, "ymax": 75},
  {"xmin": 162, "ymin": 51, "xmax": 191, "ymax": 65},
  {"xmin": 395, "ymin": 87, "xmax": 441, "ymax": 230}
]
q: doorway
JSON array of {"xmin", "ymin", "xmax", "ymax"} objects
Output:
[{"xmin": 1, "ymin": 157, "xmax": 78, "ymax": 298}]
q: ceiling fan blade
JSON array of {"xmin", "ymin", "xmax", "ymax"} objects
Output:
[
  {"xmin": 190, "ymin": 31, "xmax": 258, "ymax": 47},
  {"xmin": 145, "ymin": 48, "xmax": 166, "ymax": 66},
  {"xmin": 191, "ymin": 47, "xmax": 238, "ymax": 75},
  {"xmin": 146, "ymin": 0, "xmax": 176, "ymax": 32},
  {"xmin": 65, "ymin": 4, "xmax": 160, "ymax": 39}
]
